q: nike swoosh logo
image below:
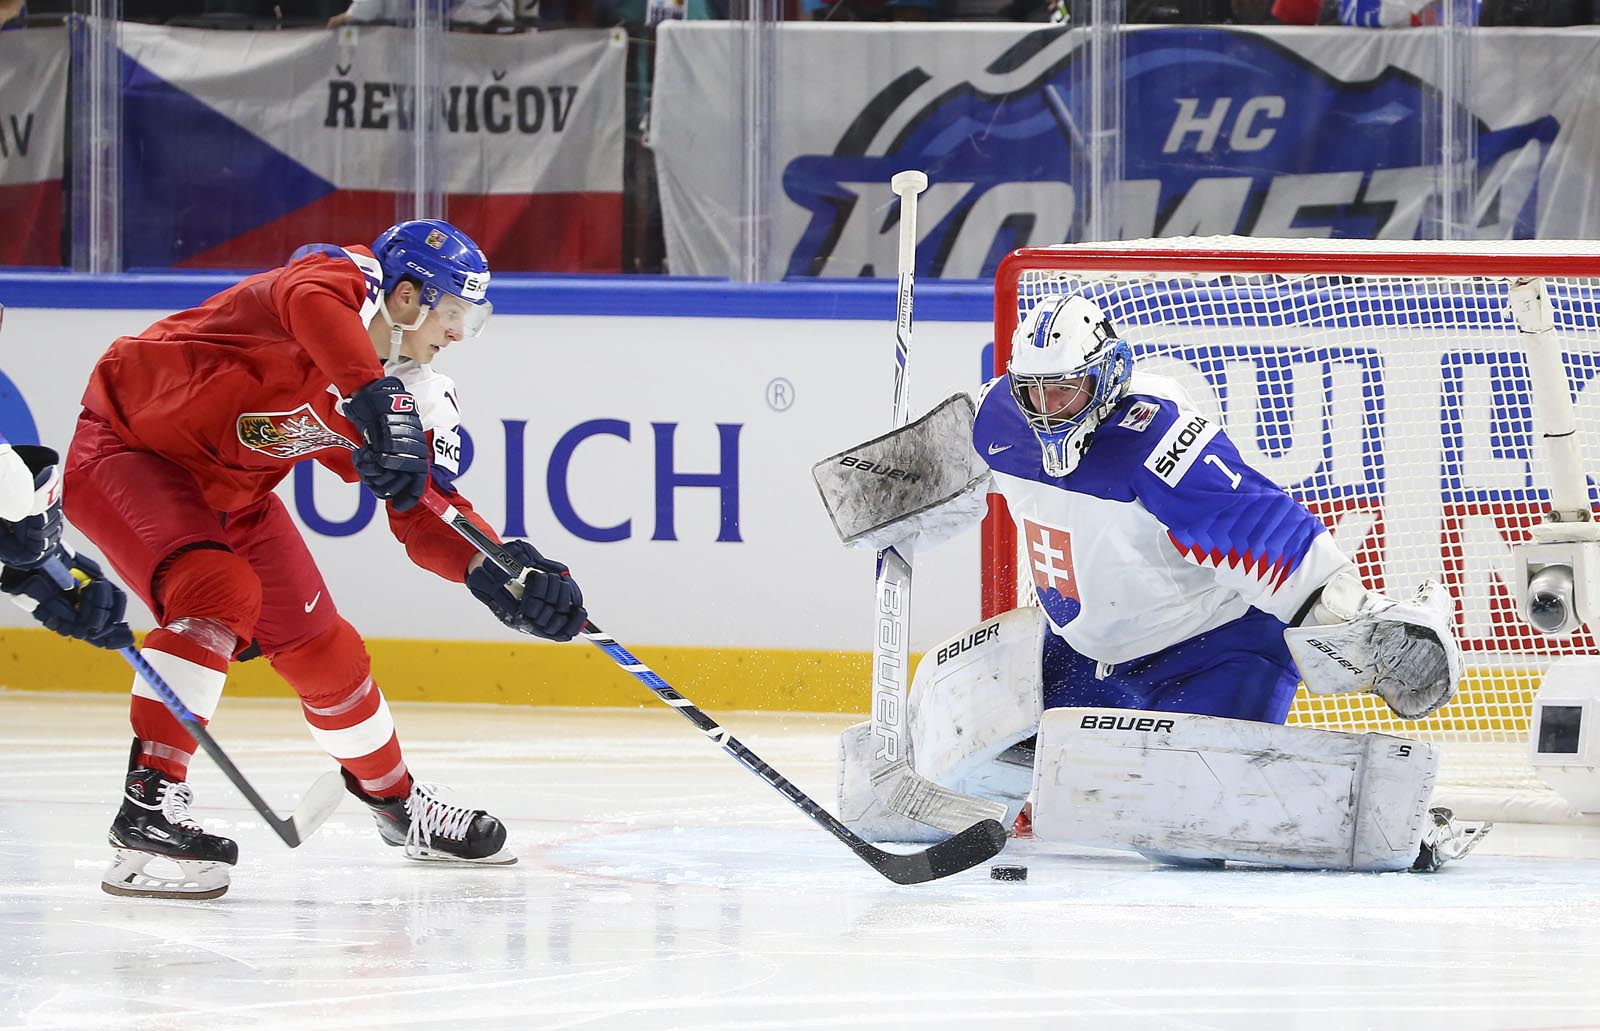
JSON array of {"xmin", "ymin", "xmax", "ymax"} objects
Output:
[
  {"xmin": 987, "ymin": 443, "xmax": 1013, "ymax": 455},
  {"xmin": 305, "ymin": 592, "xmax": 322, "ymax": 613}
]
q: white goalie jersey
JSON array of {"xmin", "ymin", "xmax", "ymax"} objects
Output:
[{"xmin": 973, "ymin": 371, "xmax": 1351, "ymax": 664}]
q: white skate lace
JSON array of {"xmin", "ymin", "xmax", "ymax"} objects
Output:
[
  {"xmin": 158, "ymin": 780, "xmax": 206, "ymax": 834},
  {"xmin": 405, "ymin": 783, "xmax": 477, "ymax": 853}
]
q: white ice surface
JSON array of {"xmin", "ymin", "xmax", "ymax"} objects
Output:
[{"xmin": 3, "ymin": 691, "xmax": 1600, "ymax": 1031}]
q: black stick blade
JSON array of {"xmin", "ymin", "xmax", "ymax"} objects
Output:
[{"xmin": 861, "ymin": 819, "xmax": 1009, "ymax": 885}]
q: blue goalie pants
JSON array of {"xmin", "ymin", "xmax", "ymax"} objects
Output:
[{"xmin": 1041, "ymin": 608, "xmax": 1300, "ymax": 725}]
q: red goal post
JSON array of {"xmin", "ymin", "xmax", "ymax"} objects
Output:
[{"xmin": 987, "ymin": 237, "xmax": 1600, "ymax": 817}]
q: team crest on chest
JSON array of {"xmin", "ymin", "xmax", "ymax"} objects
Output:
[
  {"xmin": 237, "ymin": 404, "xmax": 355, "ymax": 460},
  {"xmin": 1022, "ymin": 516, "xmax": 1082, "ymax": 626}
]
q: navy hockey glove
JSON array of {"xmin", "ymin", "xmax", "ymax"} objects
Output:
[
  {"xmin": 467, "ymin": 540, "xmax": 587, "ymax": 642},
  {"xmin": 2, "ymin": 549, "xmax": 134, "ymax": 650},
  {"xmin": 345, "ymin": 377, "xmax": 429, "ymax": 512},
  {"xmin": 0, "ymin": 445, "xmax": 63, "ymax": 569}
]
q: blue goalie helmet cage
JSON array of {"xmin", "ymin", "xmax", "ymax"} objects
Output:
[{"xmin": 371, "ymin": 219, "xmax": 492, "ymax": 309}]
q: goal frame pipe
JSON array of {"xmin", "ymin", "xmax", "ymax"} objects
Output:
[{"xmin": 983, "ymin": 243, "xmax": 1600, "ymax": 619}]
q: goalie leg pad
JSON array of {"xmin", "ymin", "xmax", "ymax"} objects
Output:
[
  {"xmin": 1029, "ymin": 708, "xmax": 1440, "ymax": 871},
  {"xmin": 838, "ymin": 607, "xmax": 1047, "ymax": 840}
]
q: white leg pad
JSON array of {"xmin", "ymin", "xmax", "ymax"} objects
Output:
[
  {"xmin": 1030, "ymin": 708, "xmax": 1439, "ymax": 871},
  {"xmin": 837, "ymin": 607, "xmax": 1046, "ymax": 841}
]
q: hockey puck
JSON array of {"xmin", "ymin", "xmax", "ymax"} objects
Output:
[{"xmin": 990, "ymin": 864, "xmax": 1028, "ymax": 882}]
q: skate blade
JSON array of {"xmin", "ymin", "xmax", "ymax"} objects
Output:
[
  {"xmin": 101, "ymin": 849, "xmax": 231, "ymax": 900},
  {"xmin": 402, "ymin": 846, "xmax": 518, "ymax": 866},
  {"xmin": 101, "ymin": 880, "xmax": 229, "ymax": 901}
]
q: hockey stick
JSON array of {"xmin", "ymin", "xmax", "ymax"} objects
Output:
[
  {"xmin": 417, "ymin": 488, "xmax": 1007, "ymax": 885},
  {"xmin": 4, "ymin": 498, "xmax": 345, "ymax": 848},
  {"xmin": 867, "ymin": 171, "xmax": 1010, "ymax": 833},
  {"xmin": 40, "ymin": 558, "xmax": 345, "ymax": 848}
]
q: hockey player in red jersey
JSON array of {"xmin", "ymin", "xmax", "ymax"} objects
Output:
[{"xmin": 64, "ymin": 220, "xmax": 586, "ymax": 899}]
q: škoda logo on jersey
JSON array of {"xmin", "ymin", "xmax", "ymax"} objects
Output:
[
  {"xmin": 1145, "ymin": 413, "xmax": 1218, "ymax": 485},
  {"xmin": 237, "ymin": 404, "xmax": 356, "ymax": 460}
]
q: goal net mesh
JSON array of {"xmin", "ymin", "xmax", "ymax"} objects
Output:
[{"xmin": 991, "ymin": 238, "xmax": 1600, "ymax": 820}]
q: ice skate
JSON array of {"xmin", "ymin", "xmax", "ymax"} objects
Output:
[
  {"xmin": 102, "ymin": 767, "xmax": 238, "ymax": 900},
  {"xmin": 346, "ymin": 771, "xmax": 516, "ymax": 865},
  {"xmin": 1412, "ymin": 807, "xmax": 1491, "ymax": 872}
]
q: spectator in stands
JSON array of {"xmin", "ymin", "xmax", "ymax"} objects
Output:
[{"xmin": 327, "ymin": 0, "xmax": 512, "ymax": 29}]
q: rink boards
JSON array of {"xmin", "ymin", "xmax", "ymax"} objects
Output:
[{"xmin": 0, "ymin": 273, "xmax": 1586, "ymax": 715}]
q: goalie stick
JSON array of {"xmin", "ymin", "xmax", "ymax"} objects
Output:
[
  {"xmin": 417, "ymin": 487, "xmax": 1008, "ymax": 885},
  {"xmin": 0, "ymin": 423, "xmax": 344, "ymax": 849},
  {"xmin": 868, "ymin": 170, "xmax": 1010, "ymax": 833}
]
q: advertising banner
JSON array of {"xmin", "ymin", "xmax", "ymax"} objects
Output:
[
  {"xmin": 652, "ymin": 24, "xmax": 1600, "ymax": 279},
  {"xmin": 117, "ymin": 24, "xmax": 626, "ymax": 272},
  {"xmin": 0, "ymin": 28, "xmax": 68, "ymax": 266},
  {"xmin": 0, "ymin": 302, "xmax": 990, "ymax": 654}
]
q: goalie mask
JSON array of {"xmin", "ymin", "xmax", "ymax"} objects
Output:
[
  {"xmin": 1008, "ymin": 294, "xmax": 1133, "ymax": 477},
  {"xmin": 370, "ymin": 220, "xmax": 493, "ymax": 362}
]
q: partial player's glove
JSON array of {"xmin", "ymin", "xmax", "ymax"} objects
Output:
[
  {"xmin": 2, "ymin": 548, "xmax": 135, "ymax": 650},
  {"xmin": 344, "ymin": 377, "xmax": 429, "ymax": 512},
  {"xmin": 467, "ymin": 540, "xmax": 587, "ymax": 642},
  {"xmin": 0, "ymin": 445, "xmax": 64, "ymax": 569}
]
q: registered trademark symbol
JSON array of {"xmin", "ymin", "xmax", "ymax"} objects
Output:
[{"xmin": 766, "ymin": 378, "xmax": 795, "ymax": 412}]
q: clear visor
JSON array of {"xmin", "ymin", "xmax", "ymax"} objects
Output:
[{"xmin": 431, "ymin": 291, "xmax": 493, "ymax": 339}]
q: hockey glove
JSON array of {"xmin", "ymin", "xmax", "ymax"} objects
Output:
[
  {"xmin": 345, "ymin": 377, "xmax": 429, "ymax": 512},
  {"xmin": 0, "ymin": 445, "xmax": 63, "ymax": 569},
  {"xmin": 2, "ymin": 548, "xmax": 134, "ymax": 650},
  {"xmin": 467, "ymin": 540, "xmax": 587, "ymax": 642}
]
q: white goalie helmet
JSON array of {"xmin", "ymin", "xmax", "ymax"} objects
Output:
[{"xmin": 1007, "ymin": 294, "xmax": 1133, "ymax": 477}]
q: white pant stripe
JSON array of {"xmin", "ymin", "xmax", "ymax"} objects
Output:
[
  {"xmin": 130, "ymin": 648, "xmax": 227, "ymax": 720},
  {"xmin": 305, "ymin": 695, "xmax": 397, "ymax": 760}
]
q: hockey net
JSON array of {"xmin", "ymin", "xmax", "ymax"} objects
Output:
[{"xmin": 989, "ymin": 237, "xmax": 1600, "ymax": 823}]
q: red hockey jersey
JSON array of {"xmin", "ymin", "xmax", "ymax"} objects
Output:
[{"xmin": 80, "ymin": 247, "xmax": 493, "ymax": 582}]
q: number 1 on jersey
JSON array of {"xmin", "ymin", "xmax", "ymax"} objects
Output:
[{"xmin": 1204, "ymin": 454, "xmax": 1241, "ymax": 490}]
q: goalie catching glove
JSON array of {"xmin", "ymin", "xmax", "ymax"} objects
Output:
[
  {"xmin": 467, "ymin": 540, "xmax": 587, "ymax": 641},
  {"xmin": 1284, "ymin": 566, "xmax": 1462, "ymax": 719}
]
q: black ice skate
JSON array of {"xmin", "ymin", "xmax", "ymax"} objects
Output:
[
  {"xmin": 344, "ymin": 770, "xmax": 516, "ymax": 865},
  {"xmin": 102, "ymin": 767, "xmax": 239, "ymax": 900}
]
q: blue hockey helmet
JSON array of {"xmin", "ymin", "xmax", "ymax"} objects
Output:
[
  {"xmin": 1008, "ymin": 294, "xmax": 1133, "ymax": 477},
  {"xmin": 371, "ymin": 219, "xmax": 492, "ymax": 340}
]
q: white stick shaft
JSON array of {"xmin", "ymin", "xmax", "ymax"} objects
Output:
[{"xmin": 889, "ymin": 170, "xmax": 926, "ymax": 430}]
